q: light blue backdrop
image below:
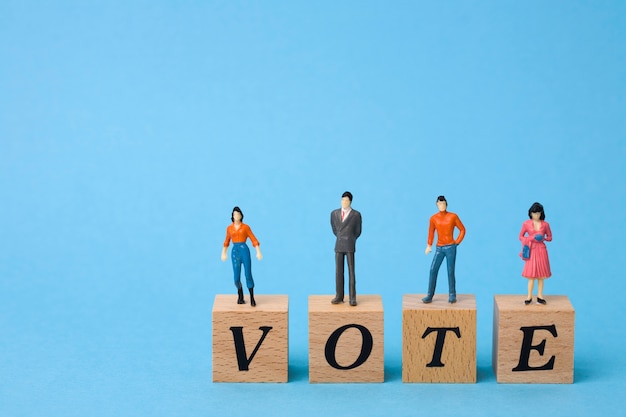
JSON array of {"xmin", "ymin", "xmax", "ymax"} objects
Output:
[{"xmin": 1, "ymin": 1, "xmax": 625, "ymax": 416}]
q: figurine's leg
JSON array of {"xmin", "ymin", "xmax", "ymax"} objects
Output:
[
  {"xmin": 537, "ymin": 279, "xmax": 546, "ymax": 304},
  {"xmin": 423, "ymin": 248, "xmax": 444, "ymax": 303},
  {"xmin": 347, "ymin": 252, "xmax": 356, "ymax": 306},
  {"xmin": 445, "ymin": 244, "xmax": 457, "ymax": 303},
  {"xmin": 232, "ymin": 246, "xmax": 243, "ymax": 289},
  {"xmin": 249, "ymin": 288, "xmax": 256, "ymax": 307},
  {"xmin": 232, "ymin": 245, "xmax": 245, "ymax": 304},
  {"xmin": 240, "ymin": 244, "xmax": 255, "ymax": 306},
  {"xmin": 332, "ymin": 252, "xmax": 345, "ymax": 304},
  {"xmin": 241, "ymin": 244, "xmax": 254, "ymax": 290},
  {"xmin": 526, "ymin": 279, "xmax": 535, "ymax": 304}
]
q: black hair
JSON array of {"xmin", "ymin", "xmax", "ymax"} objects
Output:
[
  {"xmin": 436, "ymin": 195, "xmax": 447, "ymax": 204},
  {"xmin": 528, "ymin": 202, "xmax": 545, "ymax": 220},
  {"xmin": 342, "ymin": 191, "xmax": 353, "ymax": 202},
  {"xmin": 231, "ymin": 206, "xmax": 244, "ymax": 222}
]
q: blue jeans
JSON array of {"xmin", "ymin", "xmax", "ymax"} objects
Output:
[
  {"xmin": 231, "ymin": 243, "xmax": 254, "ymax": 289},
  {"xmin": 427, "ymin": 244, "xmax": 457, "ymax": 297}
]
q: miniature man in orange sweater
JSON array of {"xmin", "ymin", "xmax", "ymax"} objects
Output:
[{"xmin": 422, "ymin": 196, "xmax": 466, "ymax": 304}]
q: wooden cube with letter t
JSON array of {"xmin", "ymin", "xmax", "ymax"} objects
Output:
[
  {"xmin": 492, "ymin": 295, "xmax": 574, "ymax": 383},
  {"xmin": 212, "ymin": 294, "xmax": 288, "ymax": 382},
  {"xmin": 402, "ymin": 294, "xmax": 476, "ymax": 383},
  {"xmin": 308, "ymin": 295, "xmax": 384, "ymax": 383}
]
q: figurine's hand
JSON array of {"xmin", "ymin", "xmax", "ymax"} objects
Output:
[
  {"xmin": 425, "ymin": 245, "xmax": 432, "ymax": 255},
  {"xmin": 256, "ymin": 253, "xmax": 263, "ymax": 261},
  {"xmin": 221, "ymin": 253, "xmax": 227, "ymax": 262},
  {"xmin": 534, "ymin": 234, "xmax": 543, "ymax": 242}
]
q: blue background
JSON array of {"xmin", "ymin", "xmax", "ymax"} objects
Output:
[{"xmin": 1, "ymin": 1, "xmax": 625, "ymax": 416}]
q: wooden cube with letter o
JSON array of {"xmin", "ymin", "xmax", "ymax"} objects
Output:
[{"xmin": 308, "ymin": 295, "xmax": 384, "ymax": 383}]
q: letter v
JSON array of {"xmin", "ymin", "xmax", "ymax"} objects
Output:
[{"xmin": 229, "ymin": 326, "xmax": 273, "ymax": 371}]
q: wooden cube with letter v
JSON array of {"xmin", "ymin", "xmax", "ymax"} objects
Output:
[
  {"xmin": 492, "ymin": 295, "xmax": 575, "ymax": 383},
  {"xmin": 402, "ymin": 294, "xmax": 477, "ymax": 383},
  {"xmin": 212, "ymin": 294, "xmax": 288, "ymax": 382},
  {"xmin": 308, "ymin": 295, "xmax": 384, "ymax": 383}
]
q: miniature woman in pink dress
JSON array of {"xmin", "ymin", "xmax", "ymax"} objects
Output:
[{"xmin": 519, "ymin": 202, "xmax": 552, "ymax": 305}]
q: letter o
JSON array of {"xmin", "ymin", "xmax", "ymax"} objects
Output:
[{"xmin": 324, "ymin": 324, "xmax": 373, "ymax": 370}]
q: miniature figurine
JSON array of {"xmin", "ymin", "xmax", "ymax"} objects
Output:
[
  {"xmin": 422, "ymin": 196, "xmax": 466, "ymax": 304},
  {"xmin": 330, "ymin": 191, "xmax": 362, "ymax": 306},
  {"xmin": 221, "ymin": 206, "xmax": 262, "ymax": 306},
  {"xmin": 519, "ymin": 202, "xmax": 552, "ymax": 305}
]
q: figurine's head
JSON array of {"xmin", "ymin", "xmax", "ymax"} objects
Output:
[
  {"xmin": 341, "ymin": 191, "xmax": 353, "ymax": 209},
  {"xmin": 231, "ymin": 206, "xmax": 244, "ymax": 222},
  {"xmin": 436, "ymin": 195, "xmax": 447, "ymax": 212},
  {"xmin": 528, "ymin": 202, "xmax": 545, "ymax": 220}
]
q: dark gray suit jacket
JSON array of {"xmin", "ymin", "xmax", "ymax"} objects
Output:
[{"xmin": 331, "ymin": 208, "xmax": 362, "ymax": 253}]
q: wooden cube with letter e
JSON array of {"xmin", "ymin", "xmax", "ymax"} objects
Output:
[
  {"xmin": 492, "ymin": 295, "xmax": 575, "ymax": 383},
  {"xmin": 402, "ymin": 294, "xmax": 476, "ymax": 383},
  {"xmin": 212, "ymin": 294, "xmax": 288, "ymax": 382},
  {"xmin": 308, "ymin": 295, "xmax": 384, "ymax": 383}
]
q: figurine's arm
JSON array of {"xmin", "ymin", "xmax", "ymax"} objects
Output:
[
  {"xmin": 544, "ymin": 222, "xmax": 552, "ymax": 242},
  {"xmin": 330, "ymin": 211, "xmax": 338, "ymax": 236},
  {"xmin": 454, "ymin": 216, "xmax": 466, "ymax": 245},
  {"xmin": 222, "ymin": 227, "xmax": 231, "ymax": 261},
  {"xmin": 246, "ymin": 225, "xmax": 262, "ymax": 259},
  {"xmin": 519, "ymin": 223, "xmax": 528, "ymax": 241},
  {"xmin": 425, "ymin": 218, "xmax": 435, "ymax": 254},
  {"xmin": 355, "ymin": 212, "xmax": 362, "ymax": 239}
]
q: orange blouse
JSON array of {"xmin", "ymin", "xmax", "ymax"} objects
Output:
[
  {"xmin": 223, "ymin": 223, "xmax": 260, "ymax": 247},
  {"xmin": 427, "ymin": 211, "xmax": 466, "ymax": 246}
]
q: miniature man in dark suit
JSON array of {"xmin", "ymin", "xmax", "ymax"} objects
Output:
[{"xmin": 330, "ymin": 191, "xmax": 362, "ymax": 306}]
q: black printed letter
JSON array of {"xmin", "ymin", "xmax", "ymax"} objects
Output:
[
  {"xmin": 229, "ymin": 326, "xmax": 273, "ymax": 371},
  {"xmin": 324, "ymin": 324, "xmax": 373, "ymax": 370},
  {"xmin": 512, "ymin": 324, "xmax": 558, "ymax": 372},
  {"xmin": 421, "ymin": 327, "xmax": 461, "ymax": 367}
]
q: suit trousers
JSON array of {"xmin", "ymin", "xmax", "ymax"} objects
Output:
[{"xmin": 335, "ymin": 252, "xmax": 356, "ymax": 301}]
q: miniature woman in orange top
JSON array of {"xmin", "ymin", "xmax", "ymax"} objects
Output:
[
  {"xmin": 519, "ymin": 202, "xmax": 552, "ymax": 305},
  {"xmin": 221, "ymin": 207, "xmax": 262, "ymax": 306}
]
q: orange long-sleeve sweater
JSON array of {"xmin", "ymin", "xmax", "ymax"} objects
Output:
[{"xmin": 427, "ymin": 211, "xmax": 466, "ymax": 246}]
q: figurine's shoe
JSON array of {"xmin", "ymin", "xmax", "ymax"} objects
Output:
[
  {"xmin": 237, "ymin": 288, "xmax": 246, "ymax": 304},
  {"xmin": 524, "ymin": 298, "xmax": 532, "ymax": 305},
  {"xmin": 349, "ymin": 299, "xmax": 357, "ymax": 306},
  {"xmin": 331, "ymin": 297, "xmax": 344, "ymax": 304},
  {"xmin": 448, "ymin": 296, "xmax": 457, "ymax": 304},
  {"xmin": 537, "ymin": 297, "xmax": 547, "ymax": 305},
  {"xmin": 421, "ymin": 296, "xmax": 433, "ymax": 304},
  {"xmin": 249, "ymin": 289, "xmax": 256, "ymax": 307}
]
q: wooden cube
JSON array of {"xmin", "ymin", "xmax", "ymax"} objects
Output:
[
  {"xmin": 492, "ymin": 295, "xmax": 575, "ymax": 384},
  {"xmin": 308, "ymin": 295, "xmax": 384, "ymax": 383},
  {"xmin": 402, "ymin": 294, "xmax": 476, "ymax": 383},
  {"xmin": 212, "ymin": 294, "xmax": 288, "ymax": 382}
]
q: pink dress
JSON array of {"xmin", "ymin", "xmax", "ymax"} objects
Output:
[{"xmin": 519, "ymin": 219, "xmax": 552, "ymax": 279}]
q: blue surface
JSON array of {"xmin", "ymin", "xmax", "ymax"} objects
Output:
[{"xmin": 1, "ymin": 1, "xmax": 625, "ymax": 416}]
